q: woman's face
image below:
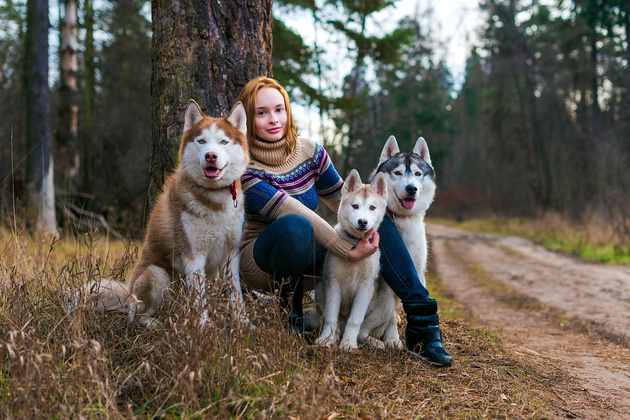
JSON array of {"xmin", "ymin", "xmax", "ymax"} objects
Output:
[{"xmin": 254, "ymin": 87, "xmax": 288, "ymax": 142}]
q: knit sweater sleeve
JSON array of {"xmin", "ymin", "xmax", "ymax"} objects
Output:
[
  {"xmin": 242, "ymin": 172, "xmax": 353, "ymax": 260},
  {"xmin": 275, "ymin": 196, "xmax": 352, "ymax": 260}
]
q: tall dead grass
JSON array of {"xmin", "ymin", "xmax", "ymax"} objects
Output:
[
  {"xmin": 1, "ymin": 228, "xmax": 587, "ymax": 418},
  {"xmin": 0, "ymin": 229, "xmax": 332, "ymax": 418}
]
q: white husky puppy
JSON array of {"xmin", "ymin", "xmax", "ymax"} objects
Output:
[
  {"xmin": 372, "ymin": 136, "xmax": 436, "ymax": 288},
  {"xmin": 314, "ymin": 169, "xmax": 403, "ymax": 352},
  {"xmin": 73, "ymin": 100, "xmax": 250, "ymax": 328}
]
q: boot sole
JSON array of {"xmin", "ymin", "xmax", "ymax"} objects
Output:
[{"xmin": 406, "ymin": 348, "xmax": 453, "ymax": 368}]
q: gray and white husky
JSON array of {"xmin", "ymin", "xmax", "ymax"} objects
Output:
[
  {"xmin": 314, "ymin": 169, "xmax": 403, "ymax": 352},
  {"xmin": 372, "ymin": 135, "xmax": 436, "ymax": 288}
]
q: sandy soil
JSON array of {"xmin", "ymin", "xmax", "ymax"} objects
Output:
[{"xmin": 428, "ymin": 223, "xmax": 630, "ymax": 419}]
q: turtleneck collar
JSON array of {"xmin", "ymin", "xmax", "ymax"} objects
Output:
[{"xmin": 249, "ymin": 137, "xmax": 291, "ymax": 166}]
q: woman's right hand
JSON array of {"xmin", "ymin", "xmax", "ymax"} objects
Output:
[{"xmin": 348, "ymin": 229, "xmax": 380, "ymax": 262}]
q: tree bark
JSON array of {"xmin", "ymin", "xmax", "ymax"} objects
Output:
[
  {"xmin": 58, "ymin": 0, "xmax": 81, "ymax": 194},
  {"xmin": 590, "ymin": 33, "xmax": 602, "ymax": 149},
  {"xmin": 624, "ymin": 9, "xmax": 630, "ymax": 122},
  {"xmin": 25, "ymin": 0, "xmax": 57, "ymax": 233},
  {"xmin": 82, "ymin": 0, "xmax": 96, "ymax": 193},
  {"xmin": 149, "ymin": 0, "xmax": 273, "ymax": 207}
]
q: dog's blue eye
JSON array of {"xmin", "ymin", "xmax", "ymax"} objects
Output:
[
  {"xmin": 221, "ymin": 140, "xmax": 228, "ymax": 145},
  {"xmin": 369, "ymin": 205, "xmax": 376, "ymax": 211},
  {"xmin": 198, "ymin": 139, "xmax": 206, "ymax": 144},
  {"xmin": 352, "ymin": 204, "xmax": 359, "ymax": 209}
]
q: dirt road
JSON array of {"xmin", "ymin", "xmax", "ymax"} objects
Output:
[{"xmin": 428, "ymin": 223, "xmax": 630, "ymax": 418}]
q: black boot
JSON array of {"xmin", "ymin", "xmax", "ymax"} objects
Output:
[
  {"xmin": 278, "ymin": 276, "xmax": 304, "ymax": 333},
  {"xmin": 404, "ymin": 299, "xmax": 453, "ymax": 367}
]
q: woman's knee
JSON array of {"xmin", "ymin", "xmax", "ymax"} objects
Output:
[
  {"xmin": 254, "ymin": 215, "xmax": 315, "ymax": 271},
  {"xmin": 275, "ymin": 215, "xmax": 313, "ymax": 237},
  {"xmin": 274, "ymin": 215, "xmax": 313, "ymax": 249},
  {"xmin": 272, "ymin": 215, "xmax": 314, "ymax": 253}
]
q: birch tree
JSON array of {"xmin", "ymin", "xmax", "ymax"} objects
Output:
[
  {"xmin": 58, "ymin": 0, "xmax": 80, "ymax": 194},
  {"xmin": 25, "ymin": 0, "xmax": 56, "ymax": 233}
]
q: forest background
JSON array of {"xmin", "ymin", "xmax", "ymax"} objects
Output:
[{"xmin": 1, "ymin": 0, "xmax": 630, "ymax": 237}]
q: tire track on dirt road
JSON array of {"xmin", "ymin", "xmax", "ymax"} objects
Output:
[{"xmin": 428, "ymin": 223, "xmax": 630, "ymax": 418}]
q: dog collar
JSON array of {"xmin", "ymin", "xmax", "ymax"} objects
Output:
[
  {"xmin": 386, "ymin": 207, "xmax": 396, "ymax": 220},
  {"xmin": 344, "ymin": 230, "xmax": 362, "ymax": 241},
  {"xmin": 229, "ymin": 182, "xmax": 238, "ymax": 208}
]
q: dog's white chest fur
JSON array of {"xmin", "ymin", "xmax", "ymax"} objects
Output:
[
  {"xmin": 328, "ymin": 226, "xmax": 381, "ymax": 309},
  {"xmin": 393, "ymin": 214, "xmax": 428, "ymax": 285},
  {"xmin": 74, "ymin": 100, "xmax": 252, "ymax": 330},
  {"xmin": 314, "ymin": 170, "xmax": 402, "ymax": 352},
  {"xmin": 179, "ymin": 200, "xmax": 244, "ymax": 278},
  {"xmin": 375, "ymin": 135, "xmax": 436, "ymax": 287}
]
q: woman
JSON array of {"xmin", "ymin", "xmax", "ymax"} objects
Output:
[{"xmin": 237, "ymin": 77, "xmax": 452, "ymax": 367}]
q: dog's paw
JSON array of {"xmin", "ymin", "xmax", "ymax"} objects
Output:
[
  {"xmin": 315, "ymin": 334, "xmax": 336, "ymax": 348},
  {"xmin": 364, "ymin": 336, "xmax": 385, "ymax": 349},
  {"xmin": 385, "ymin": 338, "xmax": 404, "ymax": 350},
  {"xmin": 339, "ymin": 338, "xmax": 360, "ymax": 353},
  {"xmin": 138, "ymin": 316, "xmax": 162, "ymax": 329}
]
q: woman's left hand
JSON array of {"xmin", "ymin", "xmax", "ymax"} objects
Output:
[{"xmin": 348, "ymin": 229, "xmax": 380, "ymax": 262}]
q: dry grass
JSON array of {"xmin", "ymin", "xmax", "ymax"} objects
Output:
[{"xmin": 1, "ymin": 228, "xmax": 584, "ymax": 419}]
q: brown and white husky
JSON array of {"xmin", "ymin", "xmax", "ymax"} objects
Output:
[
  {"xmin": 72, "ymin": 100, "xmax": 250, "ymax": 328},
  {"xmin": 314, "ymin": 169, "xmax": 403, "ymax": 352}
]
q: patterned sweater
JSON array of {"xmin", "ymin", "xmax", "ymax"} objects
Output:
[{"xmin": 238, "ymin": 136, "xmax": 353, "ymax": 290}]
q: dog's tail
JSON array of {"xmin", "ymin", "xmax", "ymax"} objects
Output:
[{"xmin": 68, "ymin": 279, "xmax": 131, "ymax": 314}]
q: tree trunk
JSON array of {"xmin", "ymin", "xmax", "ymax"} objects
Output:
[
  {"xmin": 149, "ymin": 0, "xmax": 273, "ymax": 207},
  {"xmin": 82, "ymin": 0, "xmax": 95, "ymax": 193},
  {"xmin": 591, "ymin": 33, "xmax": 602, "ymax": 149},
  {"xmin": 25, "ymin": 0, "xmax": 57, "ymax": 233},
  {"xmin": 58, "ymin": 0, "xmax": 80, "ymax": 195},
  {"xmin": 624, "ymin": 9, "xmax": 630, "ymax": 122}
]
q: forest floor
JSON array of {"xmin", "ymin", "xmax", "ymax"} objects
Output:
[
  {"xmin": 5, "ymin": 223, "xmax": 630, "ymax": 418},
  {"xmin": 428, "ymin": 223, "xmax": 630, "ymax": 418}
]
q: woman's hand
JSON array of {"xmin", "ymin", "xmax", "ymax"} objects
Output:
[{"xmin": 347, "ymin": 229, "xmax": 380, "ymax": 262}]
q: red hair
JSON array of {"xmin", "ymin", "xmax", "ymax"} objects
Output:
[{"xmin": 237, "ymin": 77, "xmax": 298, "ymax": 153}]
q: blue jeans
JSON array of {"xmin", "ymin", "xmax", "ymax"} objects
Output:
[
  {"xmin": 378, "ymin": 215, "xmax": 430, "ymax": 304},
  {"xmin": 252, "ymin": 214, "xmax": 430, "ymax": 312},
  {"xmin": 253, "ymin": 215, "xmax": 327, "ymax": 315}
]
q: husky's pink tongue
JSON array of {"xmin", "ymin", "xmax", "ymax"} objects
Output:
[
  {"xmin": 204, "ymin": 167, "xmax": 221, "ymax": 178},
  {"xmin": 402, "ymin": 199, "xmax": 416, "ymax": 209}
]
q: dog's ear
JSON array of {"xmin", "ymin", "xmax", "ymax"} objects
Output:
[
  {"xmin": 413, "ymin": 137, "xmax": 432, "ymax": 167},
  {"xmin": 371, "ymin": 172, "xmax": 388, "ymax": 199},
  {"xmin": 379, "ymin": 136, "xmax": 399, "ymax": 164},
  {"xmin": 184, "ymin": 100, "xmax": 204, "ymax": 132},
  {"xmin": 227, "ymin": 102, "xmax": 247, "ymax": 135},
  {"xmin": 344, "ymin": 169, "xmax": 362, "ymax": 194}
]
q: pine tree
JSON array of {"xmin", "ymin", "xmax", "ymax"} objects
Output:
[
  {"xmin": 93, "ymin": 0, "xmax": 152, "ymax": 224},
  {"xmin": 149, "ymin": 0, "xmax": 273, "ymax": 206}
]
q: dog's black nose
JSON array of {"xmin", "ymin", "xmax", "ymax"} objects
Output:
[
  {"xmin": 358, "ymin": 219, "xmax": 367, "ymax": 228},
  {"xmin": 406, "ymin": 185, "xmax": 417, "ymax": 196},
  {"xmin": 206, "ymin": 152, "xmax": 217, "ymax": 162}
]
